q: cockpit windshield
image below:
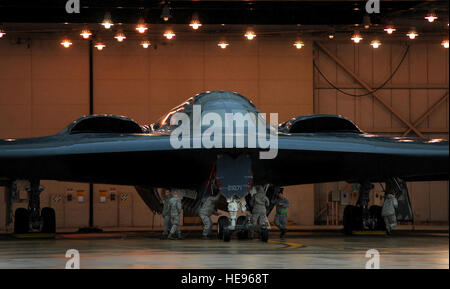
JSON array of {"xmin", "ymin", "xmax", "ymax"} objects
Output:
[{"xmin": 150, "ymin": 91, "xmax": 270, "ymax": 132}]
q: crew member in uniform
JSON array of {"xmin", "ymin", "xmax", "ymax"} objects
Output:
[
  {"xmin": 382, "ymin": 193, "xmax": 398, "ymax": 235},
  {"xmin": 198, "ymin": 192, "xmax": 221, "ymax": 239},
  {"xmin": 273, "ymin": 191, "xmax": 289, "ymax": 239},
  {"xmin": 168, "ymin": 190, "xmax": 183, "ymax": 240},
  {"xmin": 161, "ymin": 189, "xmax": 172, "ymax": 239},
  {"xmin": 250, "ymin": 185, "xmax": 269, "ymax": 227}
]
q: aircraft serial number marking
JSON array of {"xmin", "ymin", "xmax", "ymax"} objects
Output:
[{"xmin": 227, "ymin": 185, "xmax": 243, "ymax": 191}]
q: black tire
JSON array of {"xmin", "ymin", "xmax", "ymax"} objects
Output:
[
  {"xmin": 260, "ymin": 229, "xmax": 269, "ymax": 242},
  {"xmin": 344, "ymin": 205, "xmax": 364, "ymax": 235},
  {"xmin": 217, "ymin": 216, "xmax": 229, "ymax": 240},
  {"xmin": 41, "ymin": 207, "xmax": 56, "ymax": 233},
  {"xmin": 343, "ymin": 205, "xmax": 354, "ymax": 235},
  {"xmin": 223, "ymin": 229, "xmax": 231, "ymax": 242},
  {"xmin": 14, "ymin": 208, "xmax": 29, "ymax": 234},
  {"xmin": 352, "ymin": 206, "xmax": 363, "ymax": 231},
  {"xmin": 236, "ymin": 216, "xmax": 248, "ymax": 240},
  {"xmin": 236, "ymin": 216, "xmax": 246, "ymax": 226},
  {"xmin": 369, "ymin": 205, "xmax": 385, "ymax": 231}
]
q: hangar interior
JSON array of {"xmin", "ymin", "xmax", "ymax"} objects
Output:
[{"xmin": 0, "ymin": 0, "xmax": 448, "ymax": 232}]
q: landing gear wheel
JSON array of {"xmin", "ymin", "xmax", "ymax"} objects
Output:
[
  {"xmin": 223, "ymin": 228, "xmax": 232, "ymax": 242},
  {"xmin": 41, "ymin": 207, "xmax": 56, "ymax": 233},
  {"xmin": 217, "ymin": 216, "xmax": 230, "ymax": 240},
  {"xmin": 14, "ymin": 208, "xmax": 29, "ymax": 234},
  {"xmin": 260, "ymin": 228, "xmax": 269, "ymax": 242},
  {"xmin": 369, "ymin": 205, "xmax": 385, "ymax": 231},
  {"xmin": 248, "ymin": 230, "xmax": 254, "ymax": 240},
  {"xmin": 236, "ymin": 216, "xmax": 248, "ymax": 240},
  {"xmin": 343, "ymin": 205, "xmax": 354, "ymax": 235},
  {"xmin": 344, "ymin": 205, "xmax": 370, "ymax": 235}
]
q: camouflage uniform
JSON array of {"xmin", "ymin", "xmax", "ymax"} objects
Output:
[
  {"xmin": 382, "ymin": 194, "xmax": 398, "ymax": 234},
  {"xmin": 199, "ymin": 194, "xmax": 221, "ymax": 238},
  {"xmin": 168, "ymin": 194, "xmax": 182, "ymax": 239},
  {"xmin": 162, "ymin": 193, "xmax": 172, "ymax": 237},
  {"xmin": 274, "ymin": 196, "xmax": 290, "ymax": 238},
  {"xmin": 250, "ymin": 187, "xmax": 269, "ymax": 226}
]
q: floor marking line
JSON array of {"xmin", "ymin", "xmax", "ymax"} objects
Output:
[{"xmin": 268, "ymin": 240, "xmax": 304, "ymax": 249}]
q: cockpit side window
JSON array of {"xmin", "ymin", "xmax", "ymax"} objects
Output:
[
  {"xmin": 289, "ymin": 117, "xmax": 361, "ymax": 133},
  {"xmin": 70, "ymin": 117, "xmax": 143, "ymax": 134}
]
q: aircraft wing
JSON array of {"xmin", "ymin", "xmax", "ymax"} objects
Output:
[{"xmin": 0, "ymin": 128, "xmax": 448, "ymax": 188}]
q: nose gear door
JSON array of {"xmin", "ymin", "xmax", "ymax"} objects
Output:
[{"xmin": 216, "ymin": 154, "xmax": 252, "ymax": 200}]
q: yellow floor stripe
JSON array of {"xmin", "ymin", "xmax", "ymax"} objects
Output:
[{"xmin": 268, "ymin": 240, "xmax": 304, "ymax": 249}]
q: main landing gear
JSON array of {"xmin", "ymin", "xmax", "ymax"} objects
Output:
[
  {"xmin": 13, "ymin": 180, "xmax": 56, "ymax": 234},
  {"xmin": 343, "ymin": 178, "xmax": 413, "ymax": 235},
  {"xmin": 343, "ymin": 181, "xmax": 385, "ymax": 235}
]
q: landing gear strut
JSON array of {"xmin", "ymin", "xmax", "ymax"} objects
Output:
[
  {"xmin": 358, "ymin": 181, "xmax": 374, "ymax": 230},
  {"xmin": 13, "ymin": 180, "xmax": 56, "ymax": 234}
]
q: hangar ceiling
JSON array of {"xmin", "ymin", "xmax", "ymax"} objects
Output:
[{"xmin": 0, "ymin": 1, "xmax": 448, "ymax": 29}]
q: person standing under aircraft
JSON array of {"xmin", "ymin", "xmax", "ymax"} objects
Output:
[
  {"xmin": 199, "ymin": 192, "xmax": 221, "ymax": 239},
  {"xmin": 161, "ymin": 190, "xmax": 172, "ymax": 239},
  {"xmin": 250, "ymin": 186, "xmax": 270, "ymax": 227},
  {"xmin": 382, "ymin": 192, "xmax": 398, "ymax": 235},
  {"xmin": 273, "ymin": 191, "xmax": 290, "ymax": 239},
  {"xmin": 168, "ymin": 190, "xmax": 183, "ymax": 240}
]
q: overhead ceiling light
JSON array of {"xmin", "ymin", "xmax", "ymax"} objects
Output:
[
  {"xmin": 161, "ymin": 4, "xmax": 171, "ymax": 22},
  {"xmin": 217, "ymin": 40, "xmax": 229, "ymax": 49},
  {"xmin": 442, "ymin": 40, "xmax": 449, "ymax": 49},
  {"xmin": 406, "ymin": 29, "xmax": 418, "ymax": 39},
  {"xmin": 425, "ymin": 11, "xmax": 438, "ymax": 23},
  {"xmin": 328, "ymin": 27, "xmax": 335, "ymax": 39},
  {"xmin": 60, "ymin": 38, "xmax": 72, "ymax": 48},
  {"xmin": 189, "ymin": 20, "xmax": 202, "ymax": 30},
  {"xmin": 136, "ymin": 24, "xmax": 148, "ymax": 33},
  {"xmin": 293, "ymin": 40, "xmax": 305, "ymax": 49},
  {"xmin": 189, "ymin": 13, "xmax": 202, "ymax": 30},
  {"xmin": 370, "ymin": 40, "xmax": 381, "ymax": 48},
  {"xmin": 94, "ymin": 42, "xmax": 106, "ymax": 51},
  {"xmin": 114, "ymin": 30, "xmax": 126, "ymax": 42},
  {"xmin": 140, "ymin": 40, "xmax": 151, "ymax": 48},
  {"xmin": 351, "ymin": 30, "xmax": 363, "ymax": 43},
  {"xmin": 362, "ymin": 15, "xmax": 371, "ymax": 29},
  {"xmin": 0, "ymin": 29, "xmax": 5, "ymax": 38},
  {"xmin": 80, "ymin": 29, "xmax": 92, "ymax": 39},
  {"xmin": 384, "ymin": 25, "xmax": 396, "ymax": 34},
  {"xmin": 136, "ymin": 17, "xmax": 148, "ymax": 33},
  {"xmin": 164, "ymin": 30, "xmax": 175, "ymax": 39},
  {"xmin": 244, "ymin": 30, "xmax": 256, "ymax": 40},
  {"xmin": 101, "ymin": 12, "xmax": 114, "ymax": 29}
]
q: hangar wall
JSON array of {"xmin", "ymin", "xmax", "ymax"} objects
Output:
[
  {"xmin": 313, "ymin": 41, "xmax": 449, "ymax": 224},
  {"xmin": 0, "ymin": 35, "xmax": 314, "ymax": 231}
]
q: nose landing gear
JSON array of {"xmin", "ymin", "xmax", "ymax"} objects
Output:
[{"xmin": 217, "ymin": 199, "xmax": 270, "ymax": 242}]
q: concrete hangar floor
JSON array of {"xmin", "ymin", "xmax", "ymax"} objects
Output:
[{"xmin": 0, "ymin": 230, "xmax": 447, "ymax": 269}]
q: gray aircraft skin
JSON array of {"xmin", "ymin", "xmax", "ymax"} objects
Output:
[{"xmin": 0, "ymin": 90, "xmax": 448, "ymax": 215}]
